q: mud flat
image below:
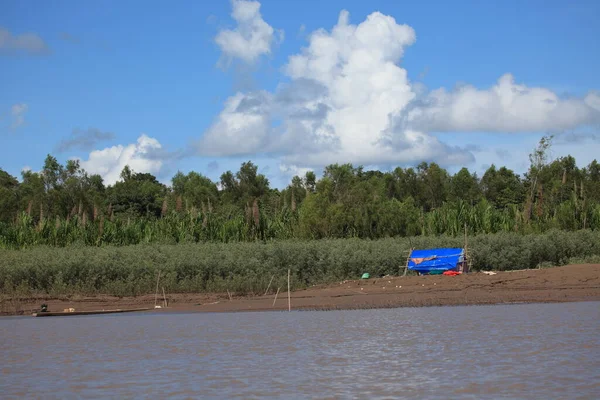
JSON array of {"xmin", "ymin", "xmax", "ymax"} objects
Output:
[{"xmin": 2, "ymin": 264, "xmax": 599, "ymax": 316}]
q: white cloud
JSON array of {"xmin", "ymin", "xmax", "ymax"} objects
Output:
[
  {"xmin": 200, "ymin": 9, "xmax": 600, "ymax": 173},
  {"xmin": 0, "ymin": 27, "xmax": 49, "ymax": 54},
  {"xmin": 200, "ymin": 91, "xmax": 273, "ymax": 156},
  {"xmin": 10, "ymin": 103, "xmax": 28, "ymax": 129},
  {"xmin": 78, "ymin": 134, "xmax": 164, "ymax": 185},
  {"xmin": 585, "ymin": 91, "xmax": 600, "ymax": 112},
  {"xmin": 201, "ymin": 10, "xmax": 471, "ymax": 168},
  {"xmin": 279, "ymin": 164, "xmax": 313, "ymax": 179},
  {"xmin": 21, "ymin": 166, "xmax": 32, "ymax": 173},
  {"xmin": 215, "ymin": 0, "xmax": 280, "ymax": 64},
  {"xmin": 396, "ymin": 75, "xmax": 600, "ymax": 134}
]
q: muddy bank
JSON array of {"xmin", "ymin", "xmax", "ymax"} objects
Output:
[{"xmin": 2, "ymin": 264, "xmax": 599, "ymax": 316}]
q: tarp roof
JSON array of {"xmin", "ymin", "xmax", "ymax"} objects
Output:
[{"xmin": 407, "ymin": 248, "xmax": 464, "ymax": 273}]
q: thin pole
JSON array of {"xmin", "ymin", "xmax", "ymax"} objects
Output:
[
  {"xmin": 154, "ymin": 270, "xmax": 161, "ymax": 308},
  {"xmin": 227, "ymin": 289, "xmax": 232, "ymax": 301},
  {"xmin": 403, "ymin": 248, "xmax": 413, "ymax": 277},
  {"xmin": 287, "ymin": 269, "xmax": 291, "ymax": 312},
  {"xmin": 272, "ymin": 287, "xmax": 281, "ymax": 307},
  {"xmin": 464, "ymin": 223, "xmax": 469, "ymax": 273},
  {"xmin": 162, "ymin": 287, "xmax": 167, "ymax": 308},
  {"xmin": 264, "ymin": 275, "xmax": 275, "ymax": 295}
]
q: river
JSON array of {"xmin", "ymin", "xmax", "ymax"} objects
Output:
[{"xmin": 1, "ymin": 301, "xmax": 599, "ymax": 399}]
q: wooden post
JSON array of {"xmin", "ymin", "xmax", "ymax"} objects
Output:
[
  {"xmin": 287, "ymin": 269, "xmax": 291, "ymax": 312},
  {"xmin": 154, "ymin": 270, "xmax": 161, "ymax": 308},
  {"xmin": 402, "ymin": 248, "xmax": 413, "ymax": 277},
  {"xmin": 162, "ymin": 287, "xmax": 168, "ymax": 308},
  {"xmin": 227, "ymin": 289, "xmax": 232, "ymax": 301},
  {"xmin": 264, "ymin": 275, "xmax": 275, "ymax": 295},
  {"xmin": 463, "ymin": 223, "xmax": 470, "ymax": 273},
  {"xmin": 272, "ymin": 287, "xmax": 281, "ymax": 307}
]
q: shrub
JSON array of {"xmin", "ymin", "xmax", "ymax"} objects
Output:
[{"xmin": 1, "ymin": 230, "xmax": 599, "ymax": 297}]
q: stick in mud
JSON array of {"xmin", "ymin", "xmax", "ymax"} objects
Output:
[
  {"xmin": 272, "ymin": 287, "xmax": 281, "ymax": 307},
  {"xmin": 264, "ymin": 275, "xmax": 275, "ymax": 295},
  {"xmin": 287, "ymin": 269, "xmax": 291, "ymax": 312},
  {"xmin": 227, "ymin": 289, "xmax": 232, "ymax": 301},
  {"xmin": 154, "ymin": 270, "xmax": 161, "ymax": 308},
  {"xmin": 402, "ymin": 248, "xmax": 413, "ymax": 277}
]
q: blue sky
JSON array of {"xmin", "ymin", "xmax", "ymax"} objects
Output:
[{"xmin": 1, "ymin": 0, "xmax": 599, "ymax": 188}]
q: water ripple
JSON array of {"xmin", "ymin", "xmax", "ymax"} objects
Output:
[{"xmin": 1, "ymin": 302, "xmax": 599, "ymax": 399}]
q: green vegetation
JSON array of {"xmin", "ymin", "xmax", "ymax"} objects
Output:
[
  {"xmin": 1, "ymin": 136, "xmax": 599, "ymax": 248},
  {"xmin": 0, "ymin": 135, "xmax": 599, "ymax": 297},
  {"xmin": 2, "ymin": 230, "xmax": 599, "ymax": 297}
]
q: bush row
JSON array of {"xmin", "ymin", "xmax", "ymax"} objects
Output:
[{"xmin": 1, "ymin": 229, "xmax": 599, "ymax": 297}]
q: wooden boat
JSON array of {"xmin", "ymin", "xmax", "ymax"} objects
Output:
[{"xmin": 32, "ymin": 307, "xmax": 152, "ymax": 317}]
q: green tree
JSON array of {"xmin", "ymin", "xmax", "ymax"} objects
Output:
[
  {"xmin": 172, "ymin": 171, "xmax": 218, "ymax": 211},
  {"xmin": 107, "ymin": 167, "xmax": 167, "ymax": 218},
  {"xmin": 480, "ymin": 165, "xmax": 525, "ymax": 209},
  {"xmin": 304, "ymin": 171, "xmax": 316, "ymax": 193},
  {"xmin": 583, "ymin": 160, "xmax": 600, "ymax": 202},
  {"xmin": 524, "ymin": 135, "xmax": 554, "ymax": 221},
  {"xmin": 449, "ymin": 167, "xmax": 482, "ymax": 205},
  {"xmin": 18, "ymin": 169, "xmax": 45, "ymax": 219},
  {"xmin": 416, "ymin": 162, "xmax": 449, "ymax": 211},
  {"xmin": 0, "ymin": 169, "xmax": 19, "ymax": 222}
]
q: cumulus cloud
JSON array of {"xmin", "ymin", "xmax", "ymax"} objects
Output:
[
  {"xmin": 200, "ymin": 91, "xmax": 273, "ymax": 156},
  {"xmin": 10, "ymin": 103, "xmax": 28, "ymax": 129},
  {"xmin": 78, "ymin": 135, "xmax": 164, "ymax": 185},
  {"xmin": 201, "ymin": 10, "xmax": 472, "ymax": 168},
  {"xmin": 395, "ymin": 75, "xmax": 600, "ymax": 134},
  {"xmin": 56, "ymin": 128, "xmax": 115, "ymax": 152},
  {"xmin": 215, "ymin": 0, "xmax": 280, "ymax": 64},
  {"xmin": 0, "ymin": 27, "xmax": 49, "ymax": 54},
  {"xmin": 200, "ymin": 8, "xmax": 600, "ymax": 172}
]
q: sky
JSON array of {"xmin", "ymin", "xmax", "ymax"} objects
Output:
[{"xmin": 1, "ymin": 0, "xmax": 599, "ymax": 189}]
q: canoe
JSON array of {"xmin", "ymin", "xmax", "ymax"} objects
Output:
[{"xmin": 32, "ymin": 308, "xmax": 152, "ymax": 317}]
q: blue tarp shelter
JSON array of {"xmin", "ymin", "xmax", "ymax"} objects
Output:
[{"xmin": 407, "ymin": 248, "xmax": 466, "ymax": 274}]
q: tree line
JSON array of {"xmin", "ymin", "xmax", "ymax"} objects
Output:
[{"xmin": 0, "ymin": 136, "xmax": 599, "ymax": 248}]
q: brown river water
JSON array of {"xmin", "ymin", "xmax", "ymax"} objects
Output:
[{"xmin": 1, "ymin": 301, "xmax": 599, "ymax": 399}]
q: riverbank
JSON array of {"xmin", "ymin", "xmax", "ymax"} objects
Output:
[{"xmin": 2, "ymin": 264, "xmax": 599, "ymax": 316}]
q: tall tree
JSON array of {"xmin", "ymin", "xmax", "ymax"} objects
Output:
[
  {"xmin": 450, "ymin": 167, "xmax": 481, "ymax": 204},
  {"xmin": 524, "ymin": 135, "xmax": 553, "ymax": 221},
  {"xmin": 172, "ymin": 171, "xmax": 218, "ymax": 211},
  {"xmin": 107, "ymin": 166, "xmax": 167, "ymax": 218},
  {"xmin": 304, "ymin": 171, "xmax": 316, "ymax": 193},
  {"xmin": 416, "ymin": 162, "xmax": 449, "ymax": 211},
  {"xmin": 480, "ymin": 165, "xmax": 525, "ymax": 209},
  {"xmin": 0, "ymin": 169, "xmax": 19, "ymax": 222}
]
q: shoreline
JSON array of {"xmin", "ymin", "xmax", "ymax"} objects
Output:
[{"xmin": 2, "ymin": 264, "xmax": 599, "ymax": 316}]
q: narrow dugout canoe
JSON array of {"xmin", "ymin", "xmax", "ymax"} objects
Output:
[{"xmin": 32, "ymin": 308, "xmax": 152, "ymax": 317}]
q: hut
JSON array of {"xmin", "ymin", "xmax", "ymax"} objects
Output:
[{"xmin": 406, "ymin": 247, "xmax": 469, "ymax": 275}]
